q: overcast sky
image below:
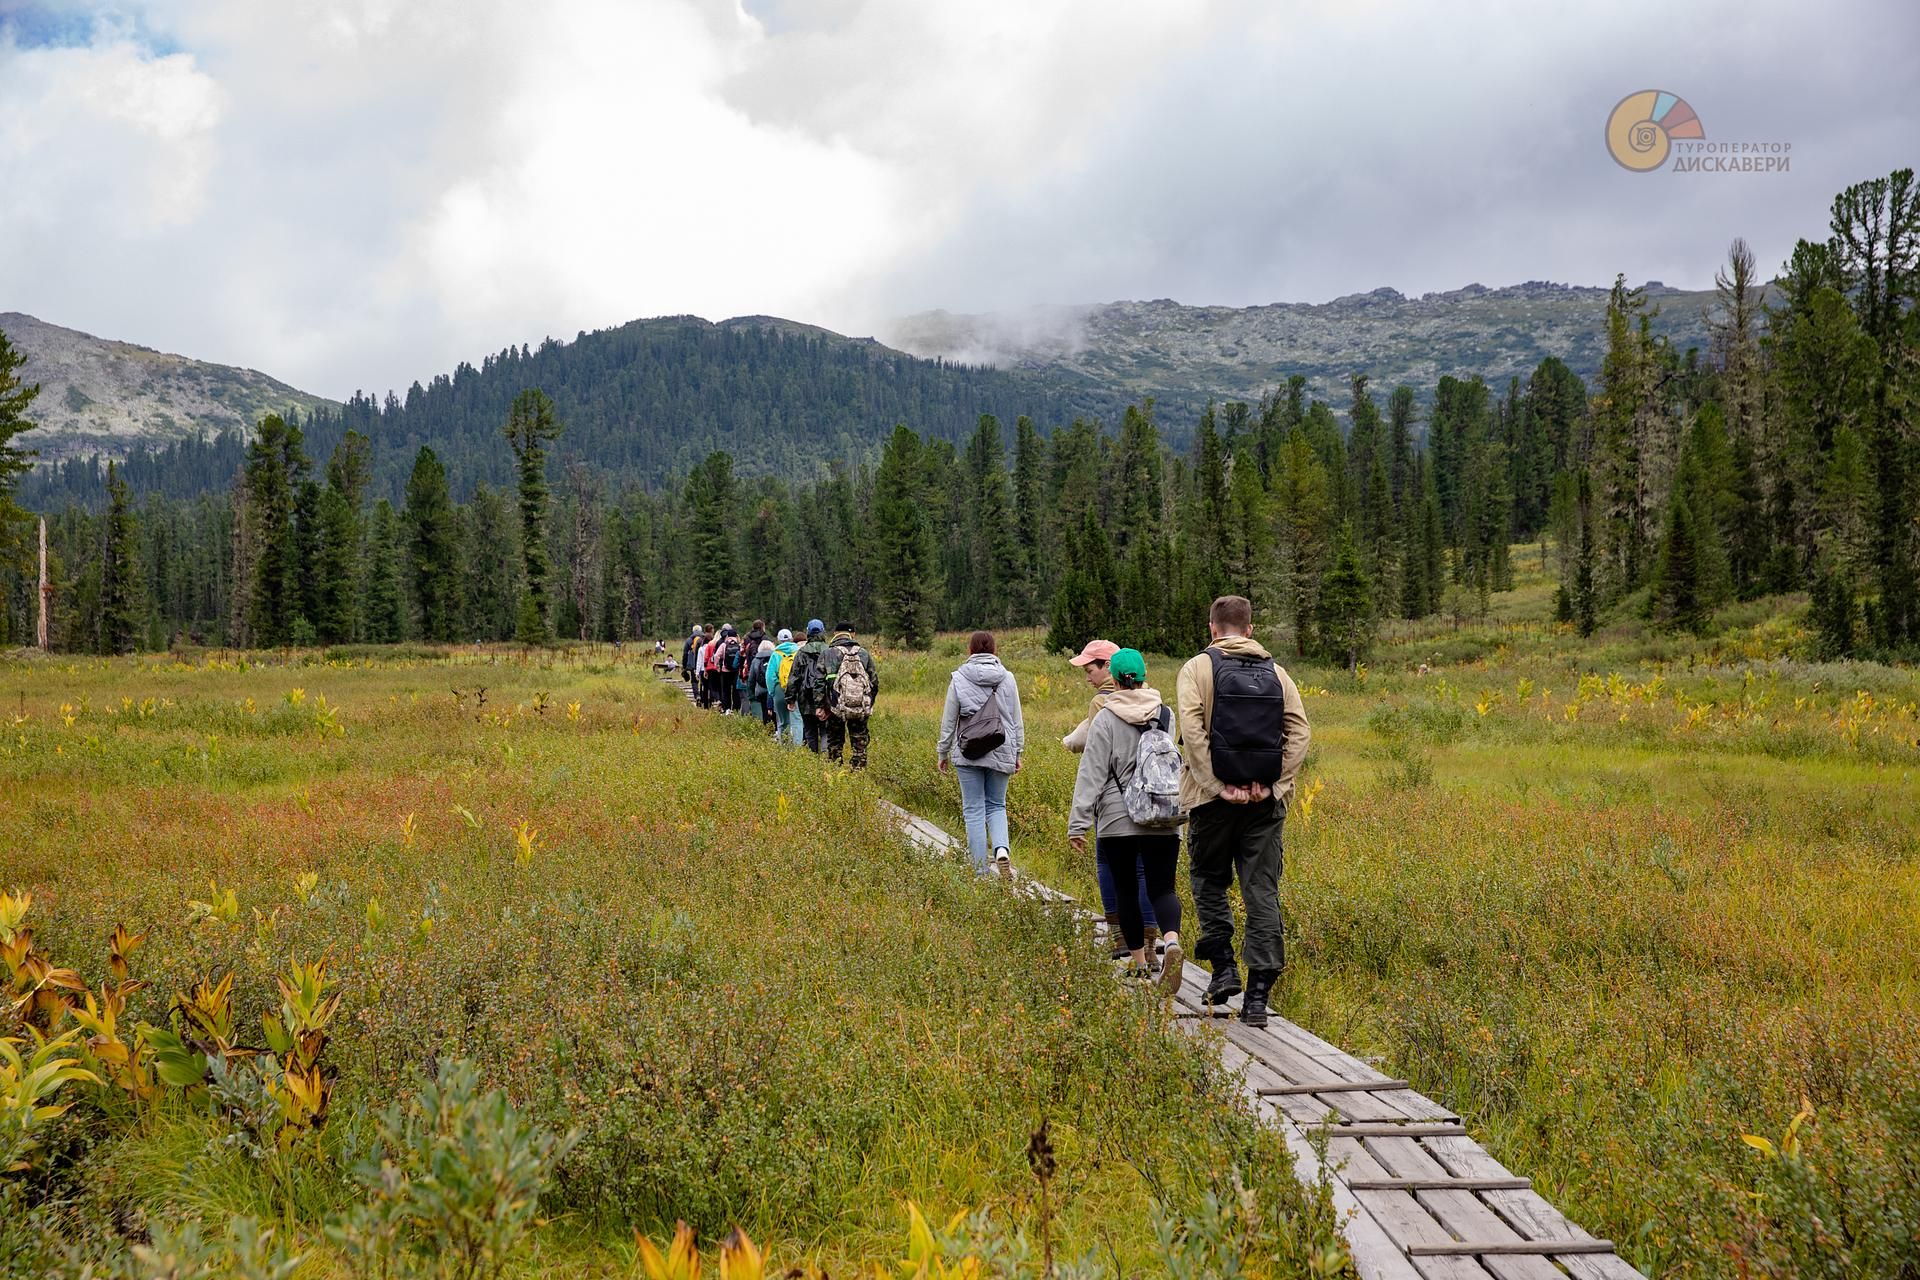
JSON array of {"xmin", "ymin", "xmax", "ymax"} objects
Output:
[{"xmin": 2, "ymin": 0, "xmax": 1915, "ymax": 400}]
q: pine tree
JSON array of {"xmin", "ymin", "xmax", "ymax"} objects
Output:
[
  {"xmin": 99, "ymin": 462, "xmax": 143, "ymax": 654},
  {"xmin": 1045, "ymin": 507, "xmax": 1115, "ymax": 655},
  {"xmin": 243, "ymin": 415, "xmax": 309, "ymax": 647},
  {"xmin": 684, "ymin": 451, "xmax": 738, "ymax": 622},
  {"xmin": 1011, "ymin": 415, "xmax": 1049, "ymax": 623},
  {"xmin": 503, "ymin": 388, "xmax": 561, "ymax": 644},
  {"xmin": 361, "ymin": 500, "xmax": 405, "ymax": 644},
  {"xmin": 1573, "ymin": 471, "xmax": 1599, "ymax": 638},
  {"xmin": 404, "ymin": 446, "xmax": 462, "ymax": 641},
  {"xmin": 872, "ymin": 425, "xmax": 940, "ymax": 647},
  {"xmin": 1273, "ymin": 429, "xmax": 1332, "ymax": 655},
  {"xmin": 0, "ymin": 328, "xmax": 40, "ymax": 562},
  {"xmin": 963, "ymin": 415, "xmax": 1021, "ymax": 626},
  {"xmin": 313, "ymin": 487, "xmax": 359, "ymax": 643},
  {"xmin": 1316, "ymin": 522, "xmax": 1373, "ymax": 670}
]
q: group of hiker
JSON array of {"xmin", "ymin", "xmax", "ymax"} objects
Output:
[
  {"xmin": 934, "ymin": 595, "xmax": 1309, "ymax": 1026},
  {"xmin": 674, "ymin": 594, "xmax": 1309, "ymax": 1028},
  {"xmin": 680, "ymin": 619, "xmax": 878, "ymax": 767}
]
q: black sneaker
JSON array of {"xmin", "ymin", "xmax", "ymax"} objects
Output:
[{"xmin": 1204, "ymin": 966, "xmax": 1242, "ymax": 1007}]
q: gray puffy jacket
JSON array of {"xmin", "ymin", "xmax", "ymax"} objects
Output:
[{"xmin": 936, "ymin": 654, "xmax": 1025, "ymax": 773}]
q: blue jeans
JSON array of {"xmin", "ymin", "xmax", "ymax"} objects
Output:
[
  {"xmin": 955, "ymin": 764, "xmax": 1011, "ymax": 874},
  {"xmin": 1097, "ymin": 845, "xmax": 1160, "ymax": 930},
  {"xmin": 772, "ymin": 700, "xmax": 799, "ymax": 744}
]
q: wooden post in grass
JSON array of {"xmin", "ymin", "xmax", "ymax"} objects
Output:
[{"xmin": 37, "ymin": 516, "xmax": 50, "ymax": 651}]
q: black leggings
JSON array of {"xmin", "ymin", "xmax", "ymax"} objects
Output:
[{"xmin": 1099, "ymin": 833, "xmax": 1181, "ymax": 952}]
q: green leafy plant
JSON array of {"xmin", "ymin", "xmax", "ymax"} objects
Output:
[{"xmin": 330, "ymin": 1058, "xmax": 579, "ymax": 1280}]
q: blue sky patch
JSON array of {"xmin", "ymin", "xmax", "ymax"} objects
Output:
[{"xmin": 0, "ymin": 5, "xmax": 180, "ymax": 56}]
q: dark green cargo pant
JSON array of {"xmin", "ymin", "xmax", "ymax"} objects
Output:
[{"xmin": 1187, "ymin": 795, "xmax": 1285, "ymax": 976}]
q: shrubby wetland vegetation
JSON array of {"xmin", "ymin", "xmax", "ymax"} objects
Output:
[{"xmin": 0, "ymin": 171, "xmax": 1916, "ymax": 1276}]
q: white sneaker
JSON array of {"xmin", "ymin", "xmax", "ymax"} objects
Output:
[
  {"xmin": 993, "ymin": 847, "xmax": 1012, "ymax": 879},
  {"xmin": 1157, "ymin": 940, "xmax": 1185, "ymax": 994}
]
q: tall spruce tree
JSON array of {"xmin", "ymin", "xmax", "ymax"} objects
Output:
[
  {"xmin": 503, "ymin": 388, "xmax": 560, "ymax": 643},
  {"xmin": 0, "ymin": 328, "xmax": 40, "ymax": 563},
  {"xmin": 872, "ymin": 424, "xmax": 941, "ymax": 647},
  {"xmin": 404, "ymin": 446, "xmax": 462, "ymax": 641},
  {"xmin": 1316, "ymin": 522, "xmax": 1374, "ymax": 670},
  {"xmin": 243, "ymin": 415, "xmax": 309, "ymax": 646},
  {"xmin": 99, "ymin": 462, "xmax": 143, "ymax": 654},
  {"xmin": 361, "ymin": 500, "xmax": 405, "ymax": 643}
]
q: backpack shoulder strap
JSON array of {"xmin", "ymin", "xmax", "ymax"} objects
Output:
[{"xmin": 1155, "ymin": 705, "xmax": 1172, "ymax": 734}]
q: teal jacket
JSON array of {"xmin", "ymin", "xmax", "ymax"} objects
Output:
[{"xmin": 767, "ymin": 641, "xmax": 799, "ymax": 703}]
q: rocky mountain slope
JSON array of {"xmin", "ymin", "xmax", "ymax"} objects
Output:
[
  {"xmin": 885, "ymin": 280, "xmax": 1739, "ymax": 415},
  {"xmin": 0, "ymin": 312, "xmax": 333, "ymax": 463}
]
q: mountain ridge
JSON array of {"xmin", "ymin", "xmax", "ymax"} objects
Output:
[
  {"xmin": 882, "ymin": 279, "xmax": 1742, "ymax": 415},
  {"xmin": 0, "ymin": 311, "xmax": 334, "ymax": 463}
]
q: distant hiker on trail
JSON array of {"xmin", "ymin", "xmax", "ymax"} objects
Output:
[
  {"xmin": 682, "ymin": 628, "xmax": 702, "ymax": 691},
  {"xmin": 936, "ymin": 631, "xmax": 1025, "ymax": 878},
  {"xmin": 748, "ymin": 636, "xmax": 776, "ymax": 727},
  {"xmin": 790, "ymin": 620, "xmax": 830, "ymax": 753},
  {"xmin": 718, "ymin": 624, "xmax": 744, "ymax": 715},
  {"xmin": 1065, "ymin": 637, "xmax": 1162, "ymax": 960},
  {"xmin": 693, "ymin": 629, "xmax": 714, "ymax": 707},
  {"xmin": 1176, "ymin": 595, "xmax": 1310, "ymax": 1028},
  {"xmin": 768, "ymin": 628, "xmax": 800, "ymax": 745},
  {"xmin": 823, "ymin": 622, "xmax": 878, "ymax": 768},
  {"xmin": 1068, "ymin": 647, "xmax": 1184, "ymax": 990}
]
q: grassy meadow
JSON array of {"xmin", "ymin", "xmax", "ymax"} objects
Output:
[
  {"xmin": 4, "ymin": 549, "xmax": 1919, "ymax": 1277},
  {"xmin": 0, "ymin": 644, "xmax": 1345, "ymax": 1278}
]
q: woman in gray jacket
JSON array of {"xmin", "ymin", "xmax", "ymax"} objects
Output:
[
  {"xmin": 1068, "ymin": 648, "xmax": 1184, "ymax": 991},
  {"xmin": 936, "ymin": 631, "xmax": 1025, "ymax": 878}
]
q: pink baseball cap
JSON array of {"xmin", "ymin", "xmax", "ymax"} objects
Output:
[{"xmin": 1068, "ymin": 639, "xmax": 1120, "ymax": 667}]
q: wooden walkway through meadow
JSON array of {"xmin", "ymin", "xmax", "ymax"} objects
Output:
[{"xmin": 658, "ymin": 675, "xmax": 1642, "ymax": 1279}]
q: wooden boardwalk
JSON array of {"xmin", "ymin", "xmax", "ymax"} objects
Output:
[{"xmin": 661, "ymin": 676, "xmax": 1643, "ymax": 1278}]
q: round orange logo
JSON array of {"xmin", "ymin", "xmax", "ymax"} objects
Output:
[{"xmin": 1605, "ymin": 91, "xmax": 1704, "ymax": 172}]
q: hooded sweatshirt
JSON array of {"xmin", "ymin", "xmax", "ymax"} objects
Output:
[
  {"xmin": 766, "ymin": 639, "xmax": 798, "ymax": 702},
  {"xmin": 1068, "ymin": 685, "xmax": 1171, "ymax": 839},
  {"xmin": 936, "ymin": 653, "xmax": 1025, "ymax": 773},
  {"xmin": 1062, "ymin": 674, "xmax": 1119, "ymax": 753},
  {"xmin": 1174, "ymin": 634, "xmax": 1311, "ymax": 813}
]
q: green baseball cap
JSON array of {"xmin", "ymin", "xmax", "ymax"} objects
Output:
[{"xmin": 1108, "ymin": 648, "xmax": 1147, "ymax": 685}]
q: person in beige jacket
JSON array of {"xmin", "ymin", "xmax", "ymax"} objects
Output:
[{"xmin": 1175, "ymin": 596, "xmax": 1311, "ymax": 1027}]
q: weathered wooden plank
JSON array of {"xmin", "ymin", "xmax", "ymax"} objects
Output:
[
  {"xmin": 1309, "ymin": 1132, "xmax": 1493, "ymax": 1280},
  {"xmin": 1260, "ymin": 1079, "xmax": 1413, "ymax": 1096},
  {"xmin": 1361, "ymin": 1136, "xmax": 1562, "ymax": 1280},
  {"xmin": 1409, "ymin": 1242, "xmax": 1621, "ymax": 1258},
  {"xmin": 1423, "ymin": 1136, "xmax": 1647, "ymax": 1280},
  {"xmin": 1347, "ymin": 1178, "xmax": 1533, "ymax": 1192},
  {"xmin": 1312, "ymin": 1123, "xmax": 1470, "ymax": 1138},
  {"xmin": 1211, "ymin": 1045, "xmax": 1430, "ymax": 1279}
]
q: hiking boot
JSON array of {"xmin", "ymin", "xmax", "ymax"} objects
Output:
[
  {"xmin": 1156, "ymin": 940, "xmax": 1185, "ymax": 995},
  {"xmin": 993, "ymin": 847, "xmax": 1013, "ymax": 880},
  {"xmin": 1204, "ymin": 965, "xmax": 1242, "ymax": 1008},
  {"xmin": 1240, "ymin": 969, "xmax": 1279, "ymax": 1028},
  {"xmin": 1103, "ymin": 912, "xmax": 1128, "ymax": 961}
]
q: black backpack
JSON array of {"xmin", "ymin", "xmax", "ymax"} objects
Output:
[
  {"xmin": 1206, "ymin": 648, "xmax": 1288, "ymax": 785},
  {"xmin": 796, "ymin": 646, "xmax": 829, "ymax": 708},
  {"xmin": 721, "ymin": 636, "xmax": 742, "ymax": 671}
]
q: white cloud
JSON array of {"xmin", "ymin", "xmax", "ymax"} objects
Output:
[
  {"xmin": 0, "ymin": 0, "xmax": 1915, "ymax": 399},
  {"xmin": 0, "ymin": 27, "xmax": 224, "ymax": 235}
]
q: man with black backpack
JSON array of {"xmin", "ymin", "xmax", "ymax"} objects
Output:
[
  {"xmin": 789, "ymin": 620, "xmax": 830, "ymax": 752},
  {"xmin": 822, "ymin": 622, "xmax": 878, "ymax": 768},
  {"xmin": 1175, "ymin": 595, "xmax": 1311, "ymax": 1028}
]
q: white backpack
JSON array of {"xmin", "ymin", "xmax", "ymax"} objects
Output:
[{"xmin": 1121, "ymin": 707, "xmax": 1186, "ymax": 828}]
